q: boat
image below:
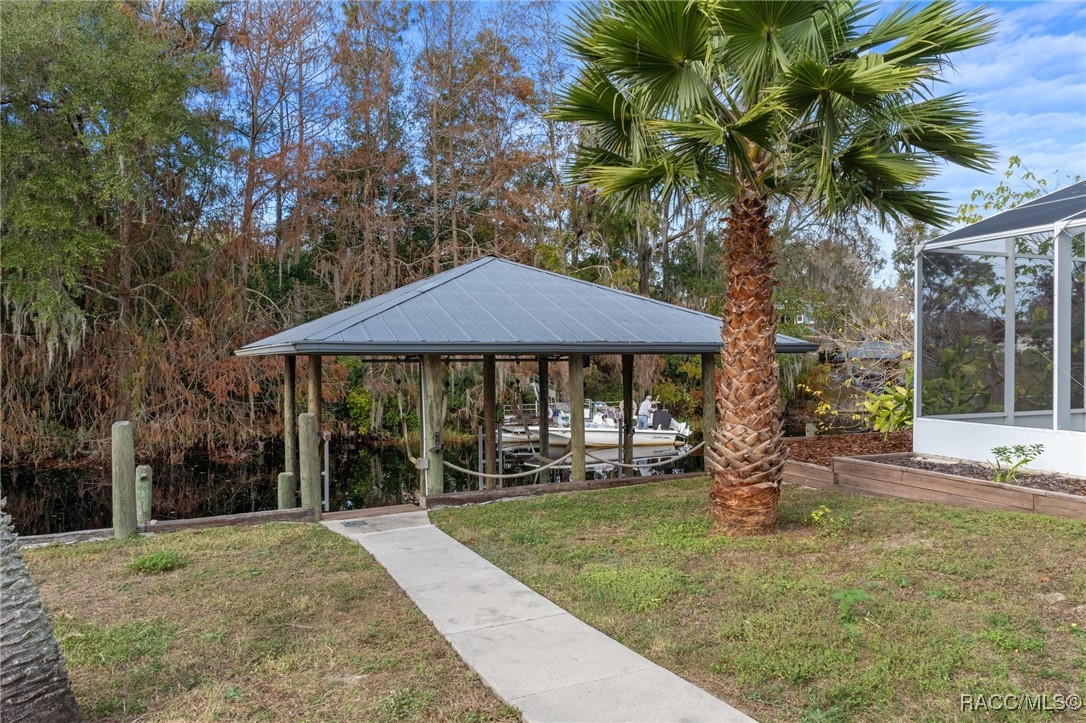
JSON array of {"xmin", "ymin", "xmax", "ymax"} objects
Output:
[
  {"xmin": 546, "ymin": 425, "xmax": 688, "ymax": 447},
  {"xmin": 523, "ymin": 444, "xmax": 693, "ymax": 477},
  {"xmin": 499, "ymin": 425, "xmax": 569, "ymax": 447},
  {"xmin": 502, "ymin": 404, "xmax": 690, "ymax": 447},
  {"xmin": 501, "ymin": 398, "xmax": 691, "ymax": 447}
]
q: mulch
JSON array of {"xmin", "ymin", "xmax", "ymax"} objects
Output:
[
  {"xmin": 782, "ymin": 430, "xmax": 1085, "ymax": 498},
  {"xmin": 888, "ymin": 456, "xmax": 1086, "ymax": 497},
  {"xmin": 784, "ymin": 431, "xmax": 913, "ymax": 468}
]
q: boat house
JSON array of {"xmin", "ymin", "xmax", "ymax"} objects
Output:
[
  {"xmin": 914, "ymin": 181, "xmax": 1086, "ymax": 475},
  {"xmin": 237, "ymin": 255, "xmax": 817, "ymax": 501}
]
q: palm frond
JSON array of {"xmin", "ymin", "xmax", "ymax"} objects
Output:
[
  {"xmin": 579, "ymin": 0, "xmax": 712, "ymax": 113},
  {"xmin": 706, "ymin": 1, "xmax": 832, "ymax": 95},
  {"xmin": 549, "ymin": 66, "xmax": 636, "ymax": 158},
  {"xmin": 859, "ymin": 0, "xmax": 997, "ymax": 65},
  {"xmin": 893, "ymin": 94, "xmax": 994, "ymax": 171}
]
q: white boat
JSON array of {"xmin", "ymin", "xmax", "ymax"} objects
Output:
[
  {"xmin": 502, "ymin": 423, "xmax": 688, "ymax": 447},
  {"xmin": 548, "ymin": 425, "xmax": 688, "ymax": 447},
  {"xmin": 502, "ymin": 401, "xmax": 690, "ymax": 447},
  {"xmin": 523, "ymin": 444, "xmax": 693, "ymax": 476},
  {"xmin": 499, "ymin": 426, "xmax": 569, "ymax": 447}
]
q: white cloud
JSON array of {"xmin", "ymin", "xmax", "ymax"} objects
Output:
[{"xmin": 925, "ymin": 0, "xmax": 1086, "ymax": 209}]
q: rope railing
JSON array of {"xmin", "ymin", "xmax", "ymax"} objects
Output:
[
  {"xmin": 442, "ymin": 451, "xmax": 575, "ymax": 480},
  {"xmin": 440, "ymin": 440, "xmax": 706, "ymax": 481},
  {"xmin": 584, "ymin": 440, "xmax": 705, "ymax": 470}
]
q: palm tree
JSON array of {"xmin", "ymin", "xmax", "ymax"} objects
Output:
[
  {"xmin": 1, "ymin": 500, "xmax": 83, "ymax": 721},
  {"xmin": 553, "ymin": 0, "xmax": 994, "ymax": 535}
]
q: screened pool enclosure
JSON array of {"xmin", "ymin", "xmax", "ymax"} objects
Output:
[{"xmin": 914, "ymin": 181, "xmax": 1086, "ymax": 475}]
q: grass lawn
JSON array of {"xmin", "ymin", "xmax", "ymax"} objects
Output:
[
  {"xmin": 432, "ymin": 479, "xmax": 1086, "ymax": 722},
  {"xmin": 23, "ymin": 523, "xmax": 518, "ymax": 722}
]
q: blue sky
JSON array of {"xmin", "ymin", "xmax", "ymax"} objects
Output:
[{"xmin": 919, "ymin": 0, "xmax": 1086, "ymax": 212}]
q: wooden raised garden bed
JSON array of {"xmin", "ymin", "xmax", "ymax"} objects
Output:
[{"xmin": 783, "ymin": 451, "xmax": 1086, "ymax": 521}]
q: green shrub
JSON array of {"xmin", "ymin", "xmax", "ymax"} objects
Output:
[
  {"xmin": 863, "ymin": 369, "xmax": 913, "ymax": 439},
  {"xmin": 127, "ymin": 550, "xmax": 187, "ymax": 574}
]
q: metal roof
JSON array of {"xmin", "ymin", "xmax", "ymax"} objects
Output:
[
  {"xmin": 236, "ymin": 256, "xmax": 818, "ymax": 356},
  {"xmin": 923, "ymin": 180, "xmax": 1086, "ymax": 249}
]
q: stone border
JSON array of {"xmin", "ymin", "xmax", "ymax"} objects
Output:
[{"xmin": 782, "ymin": 455, "xmax": 1086, "ymax": 521}]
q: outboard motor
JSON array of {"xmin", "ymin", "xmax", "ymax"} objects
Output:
[{"xmin": 651, "ymin": 409, "xmax": 673, "ymax": 430}]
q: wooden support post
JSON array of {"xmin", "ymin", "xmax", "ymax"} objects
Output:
[
  {"xmin": 277, "ymin": 472, "xmax": 295, "ymax": 510},
  {"xmin": 421, "ymin": 354, "xmax": 445, "ymax": 498},
  {"xmin": 298, "ymin": 412, "xmax": 321, "ymax": 521},
  {"xmin": 483, "ymin": 355, "xmax": 497, "ymax": 490},
  {"xmin": 135, "ymin": 465, "xmax": 152, "ymax": 527},
  {"xmin": 569, "ymin": 354, "xmax": 586, "ymax": 482},
  {"xmin": 111, "ymin": 421, "xmax": 136, "ymax": 539},
  {"xmin": 701, "ymin": 352, "xmax": 717, "ymax": 472},
  {"xmin": 307, "ymin": 354, "xmax": 322, "ymax": 423},
  {"xmin": 538, "ymin": 356, "xmax": 549, "ymax": 459},
  {"xmin": 622, "ymin": 354, "xmax": 634, "ymax": 466},
  {"xmin": 284, "ymin": 356, "xmax": 298, "ymax": 485}
]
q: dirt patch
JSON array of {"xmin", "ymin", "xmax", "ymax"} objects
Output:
[
  {"xmin": 886, "ymin": 455, "xmax": 1086, "ymax": 497},
  {"xmin": 878, "ymin": 532, "xmax": 933, "ymax": 551},
  {"xmin": 784, "ymin": 431, "xmax": 913, "ymax": 468}
]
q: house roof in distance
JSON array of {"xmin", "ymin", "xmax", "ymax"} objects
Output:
[{"xmin": 236, "ymin": 256, "xmax": 818, "ymax": 357}]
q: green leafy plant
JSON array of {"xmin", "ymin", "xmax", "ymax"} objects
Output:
[
  {"xmin": 830, "ymin": 588, "xmax": 872, "ymax": 625},
  {"xmin": 808, "ymin": 504, "xmax": 849, "ymax": 537},
  {"xmin": 921, "ymin": 336, "xmax": 997, "ymax": 414},
  {"xmin": 127, "ymin": 550, "xmax": 187, "ymax": 574},
  {"xmin": 991, "ymin": 444, "xmax": 1044, "ymax": 483},
  {"xmin": 863, "ymin": 369, "xmax": 914, "ymax": 439}
]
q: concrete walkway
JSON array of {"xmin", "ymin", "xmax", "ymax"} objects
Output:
[{"xmin": 324, "ymin": 512, "xmax": 755, "ymax": 723}]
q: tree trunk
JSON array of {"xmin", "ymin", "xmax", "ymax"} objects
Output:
[
  {"xmin": 709, "ymin": 193, "xmax": 783, "ymax": 536},
  {"xmin": 0, "ymin": 501, "xmax": 83, "ymax": 722}
]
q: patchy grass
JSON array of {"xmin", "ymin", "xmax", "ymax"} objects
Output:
[
  {"xmin": 432, "ymin": 478, "xmax": 1086, "ymax": 722},
  {"xmin": 127, "ymin": 550, "xmax": 187, "ymax": 574},
  {"xmin": 24, "ymin": 523, "xmax": 519, "ymax": 722}
]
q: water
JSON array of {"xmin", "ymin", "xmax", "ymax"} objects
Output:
[{"xmin": 1, "ymin": 438, "xmax": 704, "ymax": 537}]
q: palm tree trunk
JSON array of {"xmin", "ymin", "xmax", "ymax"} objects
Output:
[
  {"xmin": 709, "ymin": 193, "xmax": 783, "ymax": 535},
  {"xmin": 0, "ymin": 500, "xmax": 83, "ymax": 722}
]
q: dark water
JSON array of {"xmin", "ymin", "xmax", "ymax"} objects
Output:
[{"xmin": 1, "ymin": 438, "xmax": 703, "ymax": 537}]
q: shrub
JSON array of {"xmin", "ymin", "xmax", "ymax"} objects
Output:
[{"xmin": 863, "ymin": 369, "xmax": 913, "ymax": 439}]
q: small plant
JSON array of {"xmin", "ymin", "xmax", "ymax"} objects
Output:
[
  {"xmin": 127, "ymin": 550, "xmax": 187, "ymax": 574},
  {"xmin": 830, "ymin": 588, "xmax": 872, "ymax": 625},
  {"xmin": 810, "ymin": 505, "xmax": 833, "ymax": 526},
  {"xmin": 863, "ymin": 369, "xmax": 914, "ymax": 440},
  {"xmin": 990, "ymin": 444, "xmax": 1044, "ymax": 483},
  {"xmin": 808, "ymin": 504, "xmax": 848, "ymax": 536}
]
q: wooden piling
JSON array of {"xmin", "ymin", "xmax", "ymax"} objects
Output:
[
  {"xmin": 621, "ymin": 354, "xmax": 634, "ymax": 466},
  {"xmin": 538, "ymin": 356, "xmax": 549, "ymax": 459},
  {"xmin": 421, "ymin": 354, "xmax": 445, "ymax": 497},
  {"xmin": 307, "ymin": 354, "xmax": 322, "ymax": 422},
  {"xmin": 701, "ymin": 352, "xmax": 717, "ymax": 472},
  {"xmin": 298, "ymin": 412, "xmax": 321, "ymax": 521},
  {"xmin": 284, "ymin": 356, "xmax": 298, "ymax": 485},
  {"xmin": 569, "ymin": 354, "xmax": 586, "ymax": 482},
  {"xmin": 277, "ymin": 472, "xmax": 296, "ymax": 510},
  {"xmin": 111, "ymin": 421, "xmax": 137, "ymax": 539},
  {"xmin": 483, "ymin": 355, "xmax": 497, "ymax": 489},
  {"xmin": 135, "ymin": 464, "xmax": 152, "ymax": 527}
]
